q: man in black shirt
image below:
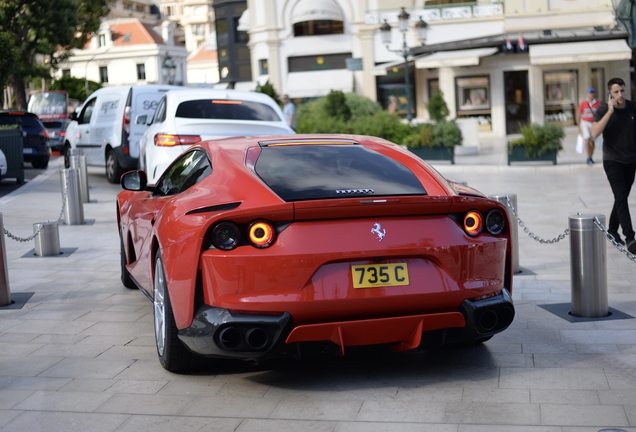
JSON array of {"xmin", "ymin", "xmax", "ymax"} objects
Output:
[{"xmin": 592, "ymin": 77, "xmax": 636, "ymax": 253}]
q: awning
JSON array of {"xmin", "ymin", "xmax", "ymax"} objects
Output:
[
  {"xmin": 415, "ymin": 47, "xmax": 498, "ymax": 69},
  {"xmin": 372, "ymin": 58, "xmax": 413, "ymax": 76},
  {"xmin": 237, "ymin": 9, "xmax": 250, "ymax": 32},
  {"xmin": 291, "ymin": 0, "xmax": 343, "ymax": 25},
  {"xmin": 529, "ymin": 39, "xmax": 631, "ymax": 65},
  {"xmin": 286, "ymin": 70, "xmax": 353, "ymax": 98}
]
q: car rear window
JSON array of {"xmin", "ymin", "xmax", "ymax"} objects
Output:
[
  {"xmin": 175, "ymin": 99, "xmax": 281, "ymax": 122},
  {"xmin": 0, "ymin": 113, "xmax": 44, "ymax": 129},
  {"xmin": 254, "ymin": 143, "xmax": 426, "ymax": 202}
]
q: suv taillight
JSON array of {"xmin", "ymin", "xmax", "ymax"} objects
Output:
[{"xmin": 154, "ymin": 134, "xmax": 201, "ymax": 147}]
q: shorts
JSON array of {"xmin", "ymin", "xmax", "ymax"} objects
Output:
[{"xmin": 580, "ymin": 120, "xmax": 595, "ymax": 140}]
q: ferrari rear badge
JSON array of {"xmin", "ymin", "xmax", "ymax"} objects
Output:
[{"xmin": 371, "ymin": 223, "xmax": 386, "ymax": 242}]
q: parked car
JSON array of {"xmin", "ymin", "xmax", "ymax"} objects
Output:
[
  {"xmin": 42, "ymin": 119, "xmax": 70, "ymax": 153},
  {"xmin": 0, "ymin": 111, "xmax": 50, "ymax": 169},
  {"xmin": 65, "ymin": 84, "xmax": 180, "ymax": 183},
  {"xmin": 0, "ymin": 149, "xmax": 7, "ymax": 179},
  {"xmin": 138, "ymin": 88, "xmax": 294, "ymax": 183},
  {"xmin": 118, "ymin": 134, "xmax": 515, "ymax": 372}
]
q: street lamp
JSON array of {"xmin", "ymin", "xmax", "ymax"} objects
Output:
[
  {"xmin": 162, "ymin": 54, "xmax": 177, "ymax": 85},
  {"xmin": 380, "ymin": 8, "xmax": 428, "ymax": 122}
]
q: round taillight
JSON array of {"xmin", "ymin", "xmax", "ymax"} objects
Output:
[
  {"xmin": 212, "ymin": 222, "xmax": 241, "ymax": 250},
  {"xmin": 464, "ymin": 211, "xmax": 483, "ymax": 237},
  {"xmin": 247, "ymin": 220, "xmax": 275, "ymax": 248},
  {"xmin": 485, "ymin": 209, "xmax": 505, "ymax": 235}
]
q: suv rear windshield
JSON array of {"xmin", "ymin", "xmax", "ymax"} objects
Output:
[
  {"xmin": 175, "ymin": 100, "xmax": 281, "ymax": 122},
  {"xmin": 0, "ymin": 113, "xmax": 44, "ymax": 129},
  {"xmin": 254, "ymin": 144, "xmax": 426, "ymax": 201}
]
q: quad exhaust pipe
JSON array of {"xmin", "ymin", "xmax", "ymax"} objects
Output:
[
  {"xmin": 476, "ymin": 305, "xmax": 515, "ymax": 332},
  {"xmin": 217, "ymin": 326, "xmax": 271, "ymax": 351}
]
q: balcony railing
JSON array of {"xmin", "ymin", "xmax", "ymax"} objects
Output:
[{"xmin": 365, "ymin": 1, "xmax": 504, "ymax": 25}]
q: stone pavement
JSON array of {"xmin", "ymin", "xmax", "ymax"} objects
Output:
[{"xmin": 0, "ymin": 129, "xmax": 635, "ymax": 431}]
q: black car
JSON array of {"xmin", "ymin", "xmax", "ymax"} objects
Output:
[
  {"xmin": 42, "ymin": 119, "xmax": 70, "ymax": 153},
  {"xmin": 0, "ymin": 111, "xmax": 50, "ymax": 169}
]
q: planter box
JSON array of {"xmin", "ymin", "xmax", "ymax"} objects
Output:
[
  {"xmin": 408, "ymin": 146, "xmax": 455, "ymax": 165},
  {"xmin": 507, "ymin": 145, "xmax": 557, "ymax": 165},
  {"xmin": 0, "ymin": 129, "xmax": 24, "ymax": 183}
]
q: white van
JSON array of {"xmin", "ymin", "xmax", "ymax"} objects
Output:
[{"xmin": 64, "ymin": 84, "xmax": 180, "ymax": 183}]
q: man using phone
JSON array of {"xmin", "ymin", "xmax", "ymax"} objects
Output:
[{"xmin": 591, "ymin": 77, "xmax": 636, "ymax": 253}]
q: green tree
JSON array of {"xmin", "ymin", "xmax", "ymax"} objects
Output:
[
  {"xmin": 0, "ymin": 32, "xmax": 16, "ymax": 100},
  {"xmin": 254, "ymin": 81, "xmax": 282, "ymax": 107},
  {"xmin": 0, "ymin": 0, "xmax": 110, "ymax": 109},
  {"xmin": 50, "ymin": 76, "xmax": 101, "ymax": 102},
  {"xmin": 426, "ymin": 90, "xmax": 449, "ymax": 122},
  {"xmin": 324, "ymin": 90, "xmax": 352, "ymax": 122}
]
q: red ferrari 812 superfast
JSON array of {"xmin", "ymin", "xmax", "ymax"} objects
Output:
[{"xmin": 117, "ymin": 134, "xmax": 515, "ymax": 372}]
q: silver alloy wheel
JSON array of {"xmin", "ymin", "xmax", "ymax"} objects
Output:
[
  {"xmin": 153, "ymin": 257, "xmax": 166, "ymax": 357},
  {"xmin": 106, "ymin": 152, "xmax": 115, "ymax": 181}
]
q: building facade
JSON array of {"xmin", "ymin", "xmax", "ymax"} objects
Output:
[
  {"xmin": 55, "ymin": 19, "xmax": 189, "ymax": 90},
  {"xmin": 239, "ymin": 0, "xmax": 631, "ymax": 137}
]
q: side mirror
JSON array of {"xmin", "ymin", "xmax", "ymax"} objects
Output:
[
  {"xmin": 69, "ymin": 112, "xmax": 78, "ymax": 121},
  {"xmin": 120, "ymin": 170, "xmax": 148, "ymax": 191},
  {"xmin": 135, "ymin": 114, "xmax": 148, "ymax": 125}
]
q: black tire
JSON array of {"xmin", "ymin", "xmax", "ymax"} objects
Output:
[
  {"xmin": 120, "ymin": 237, "xmax": 136, "ymax": 289},
  {"xmin": 31, "ymin": 159, "xmax": 49, "ymax": 169},
  {"xmin": 106, "ymin": 149, "xmax": 122, "ymax": 184},
  {"xmin": 153, "ymin": 253, "xmax": 203, "ymax": 372}
]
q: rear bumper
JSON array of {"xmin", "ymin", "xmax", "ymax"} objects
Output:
[{"xmin": 177, "ymin": 289, "xmax": 514, "ymax": 359}]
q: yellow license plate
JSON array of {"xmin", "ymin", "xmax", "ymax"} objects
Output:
[{"xmin": 351, "ymin": 263, "xmax": 410, "ymax": 289}]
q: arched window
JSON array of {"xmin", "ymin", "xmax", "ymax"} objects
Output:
[{"xmin": 292, "ymin": 0, "xmax": 344, "ymax": 37}]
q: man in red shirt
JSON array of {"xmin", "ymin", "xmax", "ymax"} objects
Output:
[{"xmin": 577, "ymin": 87, "xmax": 602, "ymax": 164}]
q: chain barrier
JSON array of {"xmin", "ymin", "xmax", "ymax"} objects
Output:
[
  {"xmin": 3, "ymin": 169, "xmax": 69, "ymax": 243},
  {"xmin": 593, "ymin": 216, "xmax": 636, "ymax": 263},
  {"xmin": 505, "ymin": 196, "xmax": 570, "ymax": 244}
]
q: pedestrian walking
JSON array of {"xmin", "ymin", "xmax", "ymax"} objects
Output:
[
  {"xmin": 282, "ymin": 94, "xmax": 296, "ymax": 130},
  {"xmin": 591, "ymin": 77, "xmax": 636, "ymax": 252},
  {"xmin": 576, "ymin": 87, "xmax": 601, "ymax": 164}
]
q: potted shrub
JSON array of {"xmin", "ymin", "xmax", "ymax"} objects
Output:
[
  {"xmin": 405, "ymin": 120, "xmax": 462, "ymax": 164},
  {"xmin": 508, "ymin": 123, "xmax": 564, "ymax": 165}
]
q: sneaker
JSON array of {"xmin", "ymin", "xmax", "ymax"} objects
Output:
[
  {"xmin": 586, "ymin": 158, "xmax": 594, "ymax": 165},
  {"xmin": 608, "ymin": 231, "xmax": 625, "ymax": 245},
  {"xmin": 627, "ymin": 239, "xmax": 636, "ymax": 254}
]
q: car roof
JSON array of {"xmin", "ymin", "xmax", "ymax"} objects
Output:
[
  {"xmin": 0, "ymin": 110, "xmax": 38, "ymax": 117},
  {"xmin": 164, "ymin": 88, "xmax": 279, "ymax": 105}
]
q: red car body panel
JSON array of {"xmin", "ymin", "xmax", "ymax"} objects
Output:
[{"xmin": 118, "ymin": 134, "xmax": 514, "ymax": 362}]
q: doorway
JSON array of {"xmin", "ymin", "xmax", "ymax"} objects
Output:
[{"xmin": 504, "ymin": 70, "xmax": 530, "ymax": 134}]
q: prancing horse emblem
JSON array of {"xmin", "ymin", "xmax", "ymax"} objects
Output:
[{"xmin": 371, "ymin": 223, "xmax": 386, "ymax": 242}]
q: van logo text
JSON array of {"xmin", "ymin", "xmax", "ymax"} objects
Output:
[
  {"xmin": 100, "ymin": 100, "xmax": 119, "ymax": 114},
  {"xmin": 143, "ymin": 100, "xmax": 159, "ymax": 111}
]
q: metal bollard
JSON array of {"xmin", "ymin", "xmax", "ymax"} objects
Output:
[
  {"xmin": 569, "ymin": 214, "xmax": 608, "ymax": 318},
  {"xmin": 0, "ymin": 213, "xmax": 10, "ymax": 306},
  {"xmin": 33, "ymin": 221, "xmax": 61, "ymax": 257},
  {"xmin": 60, "ymin": 168, "xmax": 84, "ymax": 225},
  {"xmin": 488, "ymin": 193, "xmax": 519, "ymax": 273},
  {"xmin": 70, "ymin": 155, "xmax": 90, "ymax": 203},
  {"xmin": 69, "ymin": 148, "xmax": 83, "ymax": 157}
]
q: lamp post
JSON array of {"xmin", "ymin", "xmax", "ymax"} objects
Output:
[
  {"xmin": 162, "ymin": 54, "xmax": 177, "ymax": 85},
  {"xmin": 380, "ymin": 8, "xmax": 428, "ymax": 122}
]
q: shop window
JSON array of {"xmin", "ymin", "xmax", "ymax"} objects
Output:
[
  {"xmin": 544, "ymin": 70, "xmax": 577, "ymax": 126},
  {"xmin": 294, "ymin": 20, "xmax": 343, "ymax": 37},
  {"xmin": 591, "ymin": 68, "xmax": 605, "ymax": 97},
  {"xmin": 456, "ymin": 76, "xmax": 492, "ymax": 131},
  {"xmin": 288, "ymin": 53, "xmax": 351, "ymax": 73},
  {"xmin": 428, "ymin": 78, "xmax": 439, "ymax": 101},
  {"xmin": 259, "ymin": 59, "xmax": 269, "ymax": 76}
]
